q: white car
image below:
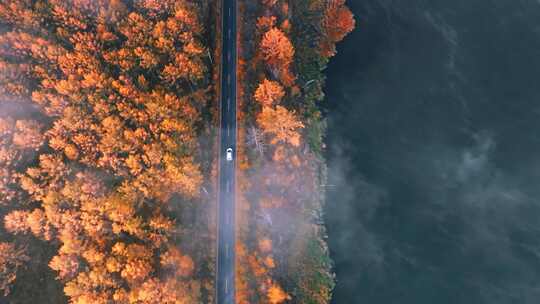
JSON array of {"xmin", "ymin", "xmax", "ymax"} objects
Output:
[{"xmin": 226, "ymin": 148, "xmax": 233, "ymax": 161}]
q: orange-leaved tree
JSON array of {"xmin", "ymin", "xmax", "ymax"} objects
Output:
[
  {"xmin": 257, "ymin": 106, "xmax": 304, "ymax": 147},
  {"xmin": 254, "ymin": 79, "xmax": 285, "ymax": 107},
  {"xmin": 260, "ymin": 27, "xmax": 295, "ymax": 79},
  {"xmin": 0, "ymin": 117, "xmax": 44, "ymax": 207},
  {"xmin": 267, "ymin": 283, "xmax": 291, "ymax": 304},
  {"xmin": 0, "ymin": 242, "xmax": 29, "ymax": 296},
  {"xmin": 0, "ymin": 0, "xmax": 209, "ymax": 302},
  {"xmin": 321, "ymin": 0, "xmax": 356, "ymax": 57}
]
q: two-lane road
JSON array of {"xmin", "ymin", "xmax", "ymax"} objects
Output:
[{"xmin": 217, "ymin": 0, "xmax": 237, "ymax": 303}]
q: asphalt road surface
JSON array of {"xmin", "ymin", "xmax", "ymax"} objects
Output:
[{"xmin": 217, "ymin": 0, "xmax": 237, "ymax": 303}]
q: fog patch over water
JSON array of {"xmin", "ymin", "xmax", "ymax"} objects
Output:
[
  {"xmin": 327, "ymin": 129, "xmax": 540, "ymax": 303},
  {"xmin": 326, "ymin": 142, "xmax": 386, "ymax": 279}
]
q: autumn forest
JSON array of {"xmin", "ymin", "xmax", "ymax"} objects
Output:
[{"xmin": 0, "ymin": 0, "xmax": 353, "ymax": 303}]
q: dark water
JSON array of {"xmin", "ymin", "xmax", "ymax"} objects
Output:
[{"xmin": 324, "ymin": 1, "xmax": 540, "ymax": 303}]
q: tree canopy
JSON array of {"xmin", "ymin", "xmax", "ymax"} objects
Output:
[{"xmin": 0, "ymin": 1, "xmax": 211, "ymax": 302}]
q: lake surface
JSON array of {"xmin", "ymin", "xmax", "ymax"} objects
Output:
[{"xmin": 324, "ymin": 1, "xmax": 540, "ymax": 303}]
